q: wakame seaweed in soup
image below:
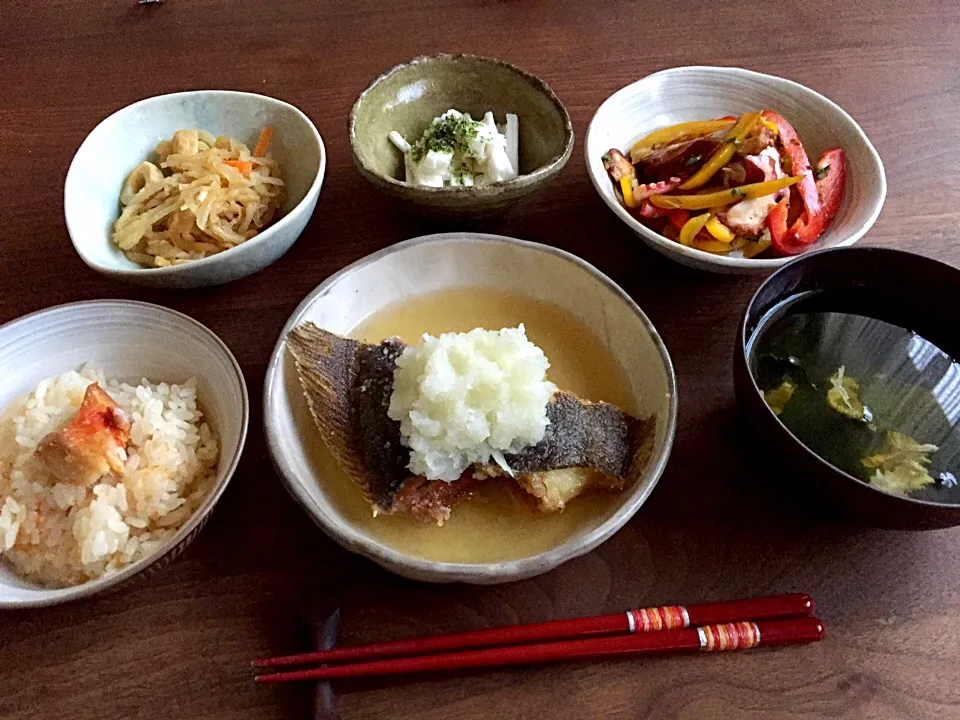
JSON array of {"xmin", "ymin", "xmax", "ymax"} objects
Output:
[{"xmin": 749, "ymin": 299, "xmax": 960, "ymax": 504}]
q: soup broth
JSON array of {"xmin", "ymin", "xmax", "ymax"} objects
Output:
[
  {"xmin": 749, "ymin": 298, "xmax": 960, "ymax": 504},
  {"xmin": 304, "ymin": 287, "xmax": 638, "ymax": 563}
]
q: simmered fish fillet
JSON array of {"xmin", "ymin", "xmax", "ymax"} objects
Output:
[{"xmin": 287, "ymin": 323, "xmax": 653, "ymax": 524}]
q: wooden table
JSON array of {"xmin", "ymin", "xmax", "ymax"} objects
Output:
[{"xmin": 2, "ymin": 1, "xmax": 959, "ymax": 717}]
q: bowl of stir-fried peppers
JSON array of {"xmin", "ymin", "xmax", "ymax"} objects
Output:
[{"xmin": 586, "ymin": 66, "xmax": 886, "ymax": 274}]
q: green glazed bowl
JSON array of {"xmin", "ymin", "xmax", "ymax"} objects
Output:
[{"xmin": 349, "ymin": 54, "xmax": 574, "ymax": 220}]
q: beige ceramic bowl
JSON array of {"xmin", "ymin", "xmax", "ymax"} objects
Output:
[
  {"xmin": 263, "ymin": 233, "xmax": 677, "ymax": 584},
  {"xmin": 0, "ymin": 301, "xmax": 248, "ymax": 608},
  {"xmin": 349, "ymin": 55, "xmax": 574, "ymax": 220}
]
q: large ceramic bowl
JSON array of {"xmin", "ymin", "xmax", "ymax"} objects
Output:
[
  {"xmin": 264, "ymin": 233, "xmax": 677, "ymax": 583},
  {"xmin": 65, "ymin": 91, "xmax": 326, "ymax": 288},
  {"xmin": 349, "ymin": 54, "xmax": 574, "ymax": 220},
  {"xmin": 586, "ymin": 66, "xmax": 886, "ymax": 274},
  {"xmin": 0, "ymin": 301, "xmax": 248, "ymax": 607},
  {"xmin": 735, "ymin": 247, "xmax": 960, "ymax": 529}
]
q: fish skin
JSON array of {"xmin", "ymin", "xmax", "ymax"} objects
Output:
[{"xmin": 287, "ymin": 323, "xmax": 653, "ymax": 523}]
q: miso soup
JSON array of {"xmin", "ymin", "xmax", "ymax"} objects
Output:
[{"xmin": 748, "ymin": 299, "xmax": 960, "ymax": 504}]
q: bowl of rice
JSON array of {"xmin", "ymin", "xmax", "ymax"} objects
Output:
[
  {"xmin": 0, "ymin": 300, "xmax": 248, "ymax": 608},
  {"xmin": 65, "ymin": 90, "xmax": 325, "ymax": 289}
]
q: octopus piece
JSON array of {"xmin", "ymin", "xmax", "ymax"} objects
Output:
[
  {"xmin": 601, "ymin": 148, "xmax": 636, "ymax": 182},
  {"xmin": 634, "ymin": 133, "xmax": 726, "ymax": 182},
  {"xmin": 736, "ymin": 124, "xmax": 777, "ymax": 157},
  {"xmin": 721, "ymin": 147, "xmax": 787, "ymax": 234},
  {"xmin": 633, "ymin": 177, "xmax": 682, "ymax": 203}
]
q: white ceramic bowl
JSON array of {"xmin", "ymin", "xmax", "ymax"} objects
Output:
[
  {"xmin": 65, "ymin": 91, "xmax": 326, "ymax": 288},
  {"xmin": 586, "ymin": 66, "xmax": 886, "ymax": 274},
  {"xmin": 264, "ymin": 232, "xmax": 678, "ymax": 584},
  {"xmin": 0, "ymin": 301, "xmax": 248, "ymax": 608}
]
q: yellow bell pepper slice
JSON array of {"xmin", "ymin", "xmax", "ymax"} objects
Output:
[
  {"xmin": 742, "ymin": 233, "xmax": 773, "ymax": 258},
  {"xmin": 649, "ymin": 175, "xmax": 801, "ymax": 210},
  {"xmin": 705, "ymin": 216, "xmax": 735, "ymax": 243},
  {"xmin": 619, "ymin": 176, "xmax": 637, "ymax": 208},
  {"xmin": 760, "ymin": 116, "xmax": 779, "ymax": 134},
  {"xmin": 679, "ymin": 112, "xmax": 763, "ymax": 190},
  {"xmin": 678, "ymin": 213, "xmax": 711, "ymax": 247},
  {"xmin": 731, "ymin": 235, "xmax": 750, "ymax": 250},
  {"xmin": 629, "ymin": 119, "xmax": 735, "ymax": 162},
  {"xmin": 692, "ymin": 238, "xmax": 734, "ymax": 254}
]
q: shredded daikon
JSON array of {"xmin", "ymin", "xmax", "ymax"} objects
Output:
[{"xmin": 387, "ymin": 325, "xmax": 557, "ymax": 482}]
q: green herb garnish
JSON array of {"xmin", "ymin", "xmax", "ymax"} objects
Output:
[
  {"xmin": 730, "ymin": 188, "xmax": 745, "ymax": 198},
  {"xmin": 411, "ymin": 113, "xmax": 482, "ymax": 163},
  {"xmin": 451, "ymin": 166, "xmax": 474, "ymax": 185},
  {"xmin": 814, "ymin": 164, "xmax": 831, "ymax": 181}
]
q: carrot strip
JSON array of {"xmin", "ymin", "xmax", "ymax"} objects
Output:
[
  {"xmin": 254, "ymin": 126, "xmax": 274, "ymax": 157},
  {"xmin": 224, "ymin": 160, "xmax": 253, "ymax": 177}
]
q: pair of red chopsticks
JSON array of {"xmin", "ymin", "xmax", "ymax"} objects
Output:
[{"xmin": 252, "ymin": 593, "xmax": 823, "ymax": 684}]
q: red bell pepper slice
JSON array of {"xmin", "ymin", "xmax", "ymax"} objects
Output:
[
  {"xmin": 665, "ymin": 209, "xmax": 691, "ymax": 230},
  {"xmin": 766, "ymin": 197, "xmax": 791, "ymax": 251},
  {"xmin": 768, "ymin": 148, "xmax": 847, "ymax": 255},
  {"xmin": 761, "ymin": 110, "xmax": 820, "ymax": 219},
  {"xmin": 810, "ymin": 148, "xmax": 846, "ymax": 223},
  {"xmin": 639, "ymin": 203, "xmax": 690, "ymax": 236}
]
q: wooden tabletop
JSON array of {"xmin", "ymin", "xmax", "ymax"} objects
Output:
[{"xmin": 2, "ymin": 1, "xmax": 959, "ymax": 718}]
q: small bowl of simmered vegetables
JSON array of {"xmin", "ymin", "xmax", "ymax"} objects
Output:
[{"xmin": 586, "ymin": 66, "xmax": 886, "ymax": 274}]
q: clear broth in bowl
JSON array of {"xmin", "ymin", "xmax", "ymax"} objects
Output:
[{"xmin": 749, "ymin": 297, "xmax": 960, "ymax": 504}]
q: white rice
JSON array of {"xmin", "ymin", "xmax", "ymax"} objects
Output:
[{"xmin": 0, "ymin": 366, "xmax": 218, "ymax": 587}]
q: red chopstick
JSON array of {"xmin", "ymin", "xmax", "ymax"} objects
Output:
[
  {"xmin": 255, "ymin": 617, "xmax": 824, "ymax": 684},
  {"xmin": 253, "ymin": 593, "xmax": 813, "ymax": 669}
]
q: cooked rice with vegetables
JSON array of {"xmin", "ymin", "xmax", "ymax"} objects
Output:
[
  {"xmin": 0, "ymin": 367, "xmax": 218, "ymax": 587},
  {"xmin": 112, "ymin": 127, "xmax": 285, "ymax": 267}
]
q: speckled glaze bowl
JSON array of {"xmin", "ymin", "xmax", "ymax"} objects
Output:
[
  {"xmin": 586, "ymin": 66, "xmax": 886, "ymax": 274},
  {"xmin": 264, "ymin": 232, "xmax": 677, "ymax": 584},
  {"xmin": 349, "ymin": 55, "xmax": 574, "ymax": 220},
  {"xmin": 0, "ymin": 301, "xmax": 248, "ymax": 608}
]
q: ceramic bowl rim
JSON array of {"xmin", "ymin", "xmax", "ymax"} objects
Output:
[
  {"xmin": 0, "ymin": 299, "xmax": 250, "ymax": 608},
  {"xmin": 585, "ymin": 65, "xmax": 887, "ymax": 271},
  {"xmin": 64, "ymin": 89, "xmax": 327, "ymax": 279},
  {"xmin": 263, "ymin": 232, "xmax": 678, "ymax": 583},
  {"xmin": 348, "ymin": 54, "xmax": 575, "ymax": 195},
  {"xmin": 738, "ymin": 246, "xmax": 960, "ymax": 510}
]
